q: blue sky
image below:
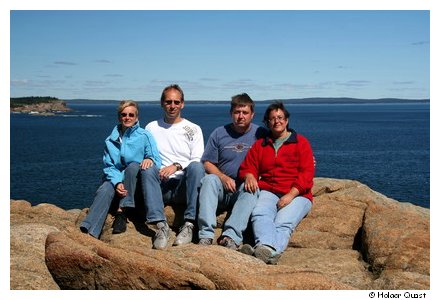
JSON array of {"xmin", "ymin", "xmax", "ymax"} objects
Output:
[{"xmin": 10, "ymin": 10, "xmax": 429, "ymax": 101}]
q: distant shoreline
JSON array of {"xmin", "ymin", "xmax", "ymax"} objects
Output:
[{"xmin": 66, "ymin": 98, "xmax": 430, "ymax": 105}]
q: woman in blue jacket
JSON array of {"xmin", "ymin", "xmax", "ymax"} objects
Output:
[{"xmin": 80, "ymin": 100, "xmax": 161, "ymax": 238}]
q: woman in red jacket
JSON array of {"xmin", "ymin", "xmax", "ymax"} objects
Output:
[{"xmin": 238, "ymin": 101, "xmax": 315, "ymax": 264}]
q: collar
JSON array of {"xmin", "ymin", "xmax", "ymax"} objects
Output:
[
  {"xmin": 109, "ymin": 121, "xmax": 140, "ymax": 141},
  {"xmin": 225, "ymin": 123, "xmax": 256, "ymax": 137},
  {"xmin": 262, "ymin": 128, "xmax": 298, "ymax": 146}
]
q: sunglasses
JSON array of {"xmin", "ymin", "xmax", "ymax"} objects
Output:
[
  {"xmin": 164, "ymin": 100, "xmax": 182, "ymax": 105},
  {"xmin": 120, "ymin": 112, "xmax": 136, "ymax": 118}
]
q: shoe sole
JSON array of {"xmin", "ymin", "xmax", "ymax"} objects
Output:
[
  {"xmin": 153, "ymin": 238, "xmax": 169, "ymax": 250},
  {"xmin": 173, "ymin": 232, "xmax": 193, "ymax": 246},
  {"xmin": 112, "ymin": 223, "xmax": 127, "ymax": 234},
  {"xmin": 239, "ymin": 244, "xmax": 255, "ymax": 256},
  {"xmin": 173, "ymin": 239, "xmax": 192, "ymax": 246},
  {"xmin": 112, "ymin": 227, "xmax": 126, "ymax": 234},
  {"xmin": 267, "ymin": 254, "xmax": 281, "ymax": 265},
  {"xmin": 254, "ymin": 246, "xmax": 274, "ymax": 264},
  {"xmin": 198, "ymin": 240, "xmax": 213, "ymax": 246}
]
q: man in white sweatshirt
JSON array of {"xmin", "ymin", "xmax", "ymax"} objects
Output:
[{"xmin": 143, "ymin": 84, "xmax": 205, "ymax": 249}]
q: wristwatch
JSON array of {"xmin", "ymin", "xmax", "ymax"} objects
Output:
[{"xmin": 173, "ymin": 162, "xmax": 183, "ymax": 171}]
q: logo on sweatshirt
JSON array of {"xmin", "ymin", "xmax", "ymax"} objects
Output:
[
  {"xmin": 183, "ymin": 125, "xmax": 195, "ymax": 141},
  {"xmin": 225, "ymin": 143, "xmax": 251, "ymax": 153}
]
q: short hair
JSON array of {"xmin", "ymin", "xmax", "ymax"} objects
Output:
[
  {"xmin": 160, "ymin": 84, "xmax": 184, "ymax": 103},
  {"xmin": 230, "ymin": 93, "xmax": 255, "ymax": 113},
  {"xmin": 118, "ymin": 100, "xmax": 138, "ymax": 118},
  {"xmin": 263, "ymin": 101, "xmax": 290, "ymax": 127}
]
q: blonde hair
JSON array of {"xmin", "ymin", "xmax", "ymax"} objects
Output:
[{"xmin": 118, "ymin": 100, "xmax": 138, "ymax": 118}]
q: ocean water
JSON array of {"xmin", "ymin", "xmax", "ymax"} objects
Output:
[{"xmin": 10, "ymin": 102, "xmax": 430, "ymax": 210}]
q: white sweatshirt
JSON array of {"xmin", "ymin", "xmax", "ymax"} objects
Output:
[{"xmin": 146, "ymin": 118, "xmax": 204, "ymax": 179}]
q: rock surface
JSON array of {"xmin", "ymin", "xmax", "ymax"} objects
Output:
[{"xmin": 10, "ymin": 178, "xmax": 430, "ymax": 290}]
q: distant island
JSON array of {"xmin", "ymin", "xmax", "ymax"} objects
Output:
[
  {"xmin": 66, "ymin": 97, "xmax": 429, "ymax": 105},
  {"xmin": 11, "ymin": 96, "xmax": 72, "ymax": 115}
]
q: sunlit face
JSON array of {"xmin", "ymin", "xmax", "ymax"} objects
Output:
[
  {"xmin": 161, "ymin": 89, "xmax": 184, "ymax": 121},
  {"xmin": 119, "ymin": 106, "xmax": 138, "ymax": 128},
  {"xmin": 268, "ymin": 109, "xmax": 288, "ymax": 135},
  {"xmin": 231, "ymin": 105, "xmax": 254, "ymax": 133}
]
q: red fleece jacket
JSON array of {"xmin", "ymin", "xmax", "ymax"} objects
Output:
[{"xmin": 238, "ymin": 130, "xmax": 315, "ymax": 202}]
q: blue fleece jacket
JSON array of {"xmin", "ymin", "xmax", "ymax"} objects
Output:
[{"xmin": 103, "ymin": 121, "xmax": 161, "ymax": 186}]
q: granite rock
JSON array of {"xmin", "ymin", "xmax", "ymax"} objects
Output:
[{"xmin": 10, "ymin": 178, "xmax": 430, "ymax": 290}]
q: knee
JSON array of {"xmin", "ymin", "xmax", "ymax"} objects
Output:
[
  {"xmin": 186, "ymin": 161, "xmax": 205, "ymax": 175},
  {"xmin": 125, "ymin": 162, "xmax": 140, "ymax": 176},
  {"xmin": 201, "ymin": 174, "xmax": 220, "ymax": 187},
  {"xmin": 238, "ymin": 193, "xmax": 257, "ymax": 209},
  {"xmin": 251, "ymin": 201, "xmax": 274, "ymax": 218},
  {"xmin": 251, "ymin": 206, "xmax": 264, "ymax": 218},
  {"xmin": 140, "ymin": 165, "xmax": 159, "ymax": 178},
  {"xmin": 237, "ymin": 189, "xmax": 257, "ymax": 206}
]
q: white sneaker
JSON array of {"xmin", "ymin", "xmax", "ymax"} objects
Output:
[
  {"xmin": 173, "ymin": 221, "xmax": 194, "ymax": 246},
  {"xmin": 153, "ymin": 221, "xmax": 170, "ymax": 250}
]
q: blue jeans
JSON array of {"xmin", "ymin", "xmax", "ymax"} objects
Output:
[
  {"xmin": 141, "ymin": 161, "xmax": 205, "ymax": 223},
  {"xmin": 252, "ymin": 190, "xmax": 312, "ymax": 254},
  {"xmin": 80, "ymin": 162, "xmax": 140, "ymax": 238},
  {"xmin": 197, "ymin": 174, "xmax": 256, "ymax": 245}
]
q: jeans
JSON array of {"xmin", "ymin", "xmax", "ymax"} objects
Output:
[
  {"xmin": 80, "ymin": 162, "xmax": 140, "ymax": 238},
  {"xmin": 141, "ymin": 161, "xmax": 205, "ymax": 223},
  {"xmin": 252, "ymin": 190, "xmax": 312, "ymax": 254},
  {"xmin": 198, "ymin": 174, "xmax": 257, "ymax": 245}
]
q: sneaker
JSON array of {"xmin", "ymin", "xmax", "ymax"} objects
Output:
[
  {"xmin": 239, "ymin": 244, "xmax": 255, "ymax": 256},
  {"xmin": 218, "ymin": 236, "xmax": 238, "ymax": 251},
  {"xmin": 173, "ymin": 221, "xmax": 194, "ymax": 246},
  {"xmin": 254, "ymin": 244, "xmax": 280, "ymax": 264},
  {"xmin": 198, "ymin": 238, "xmax": 213, "ymax": 246},
  {"xmin": 153, "ymin": 221, "xmax": 170, "ymax": 250},
  {"xmin": 112, "ymin": 211, "xmax": 127, "ymax": 234},
  {"xmin": 267, "ymin": 254, "xmax": 281, "ymax": 265}
]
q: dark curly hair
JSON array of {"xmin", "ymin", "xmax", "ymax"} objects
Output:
[{"xmin": 263, "ymin": 101, "xmax": 290, "ymax": 127}]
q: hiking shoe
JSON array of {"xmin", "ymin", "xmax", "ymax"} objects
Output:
[
  {"xmin": 198, "ymin": 238, "xmax": 213, "ymax": 246},
  {"xmin": 267, "ymin": 253, "xmax": 281, "ymax": 265},
  {"xmin": 239, "ymin": 244, "xmax": 255, "ymax": 256},
  {"xmin": 112, "ymin": 211, "xmax": 127, "ymax": 234},
  {"xmin": 173, "ymin": 221, "xmax": 194, "ymax": 246},
  {"xmin": 153, "ymin": 221, "xmax": 170, "ymax": 250},
  {"xmin": 218, "ymin": 236, "xmax": 238, "ymax": 251},
  {"xmin": 254, "ymin": 244, "xmax": 279, "ymax": 264}
]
